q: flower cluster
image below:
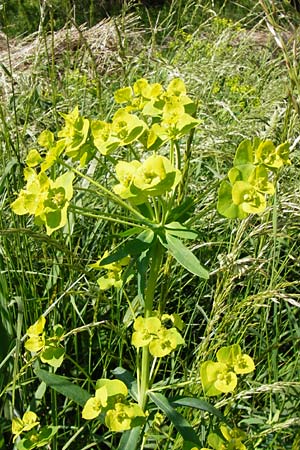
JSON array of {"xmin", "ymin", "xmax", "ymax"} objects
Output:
[
  {"xmin": 82, "ymin": 378, "xmax": 145, "ymax": 432},
  {"xmin": 25, "ymin": 316, "xmax": 65, "ymax": 368},
  {"xmin": 11, "ymin": 166, "xmax": 74, "ymax": 236},
  {"xmin": 200, "ymin": 344, "xmax": 255, "ymax": 396},
  {"xmin": 11, "ymin": 78, "xmax": 200, "ymax": 235},
  {"xmin": 217, "ymin": 138, "xmax": 290, "ymax": 219},
  {"xmin": 12, "ymin": 411, "xmax": 58, "ymax": 450},
  {"xmin": 131, "ymin": 315, "xmax": 184, "ymax": 357},
  {"xmin": 114, "ymin": 77, "xmax": 199, "ymax": 147}
]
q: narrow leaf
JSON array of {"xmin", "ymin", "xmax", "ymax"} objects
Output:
[
  {"xmin": 162, "ymin": 233, "xmax": 209, "ymax": 279},
  {"xmin": 100, "ymin": 230, "xmax": 154, "ymax": 266},
  {"xmin": 170, "ymin": 397, "xmax": 230, "ymax": 425},
  {"xmin": 165, "ymin": 222, "xmax": 198, "ymax": 240},
  {"xmin": 149, "ymin": 392, "xmax": 201, "ymax": 446},
  {"xmin": 117, "ymin": 426, "xmax": 141, "ymax": 450},
  {"xmin": 35, "ymin": 368, "xmax": 90, "ymax": 406}
]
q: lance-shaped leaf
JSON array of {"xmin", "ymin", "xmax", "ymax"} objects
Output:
[
  {"xmin": 149, "ymin": 392, "xmax": 202, "ymax": 447},
  {"xmin": 161, "ymin": 232, "xmax": 209, "ymax": 279},
  {"xmin": 165, "ymin": 222, "xmax": 198, "ymax": 240},
  {"xmin": 98, "ymin": 230, "xmax": 155, "ymax": 267},
  {"xmin": 35, "ymin": 368, "xmax": 90, "ymax": 406},
  {"xmin": 117, "ymin": 426, "xmax": 142, "ymax": 450},
  {"xmin": 169, "ymin": 397, "xmax": 230, "ymax": 425}
]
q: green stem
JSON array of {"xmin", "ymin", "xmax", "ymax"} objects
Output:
[{"xmin": 139, "ymin": 241, "xmax": 164, "ymax": 410}]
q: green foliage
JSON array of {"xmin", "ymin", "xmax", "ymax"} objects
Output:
[{"xmin": 1, "ymin": 1, "xmax": 299, "ymax": 449}]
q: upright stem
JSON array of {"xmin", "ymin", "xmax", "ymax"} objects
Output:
[{"xmin": 139, "ymin": 241, "xmax": 164, "ymax": 410}]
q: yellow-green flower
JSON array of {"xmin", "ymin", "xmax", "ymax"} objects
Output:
[
  {"xmin": 255, "ymin": 140, "xmax": 290, "ymax": 169},
  {"xmin": 113, "ymin": 160, "xmax": 146, "ymax": 204},
  {"xmin": 24, "ymin": 317, "xmax": 65, "ymax": 368},
  {"xmin": 82, "ymin": 386, "xmax": 108, "ymax": 420},
  {"xmin": 149, "ymin": 327, "xmax": 185, "ymax": 357},
  {"xmin": 131, "ymin": 316, "xmax": 162, "ymax": 348},
  {"xmin": 231, "ymin": 181, "xmax": 266, "ymax": 215},
  {"xmin": 201, "ymin": 361, "xmax": 237, "ymax": 396},
  {"xmin": 206, "ymin": 425, "xmax": 247, "ymax": 450},
  {"xmin": 105, "ymin": 402, "xmax": 145, "ymax": 432},
  {"xmin": 90, "ymin": 251, "xmax": 130, "ymax": 291},
  {"xmin": 134, "ymin": 155, "xmax": 182, "ymax": 197},
  {"xmin": 12, "ymin": 411, "xmax": 39, "ymax": 442},
  {"xmin": 216, "ymin": 344, "xmax": 255, "ymax": 374}
]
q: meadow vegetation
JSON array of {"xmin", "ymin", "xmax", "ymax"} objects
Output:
[{"xmin": 0, "ymin": 1, "xmax": 299, "ymax": 449}]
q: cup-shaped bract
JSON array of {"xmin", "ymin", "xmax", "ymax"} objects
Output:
[
  {"xmin": 134, "ymin": 155, "xmax": 182, "ymax": 197},
  {"xmin": 231, "ymin": 181, "xmax": 266, "ymax": 215},
  {"xmin": 217, "ymin": 180, "xmax": 247, "ymax": 219},
  {"xmin": 82, "ymin": 385, "xmax": 108, "ymax": 420},
  {"xmin": 255, "ymin": 140, "xmax": 290, "ymax": 169},
  {"xmin": 105, "ymin": 402, "xmax": 145, "ymax": 432},
  {"xmin": 149, "ymin": 327, "xmax": 185, "ymax": 357},
  {"xmin": 132, "ymin": 316, "xmax": 162, "ymax": 348},
  {"xmin": 200, "ymin": 361, "xmax": 237, "ymax": 396}
]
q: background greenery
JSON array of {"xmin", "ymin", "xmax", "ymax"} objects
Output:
[{"xmin": 0, "ymin": 0, "xmax": 299, "ymax": 449}]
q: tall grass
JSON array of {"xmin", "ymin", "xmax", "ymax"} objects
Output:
[{"xmin": 0, "ymin": 0, "xmax": 299, "ymax": 449}]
